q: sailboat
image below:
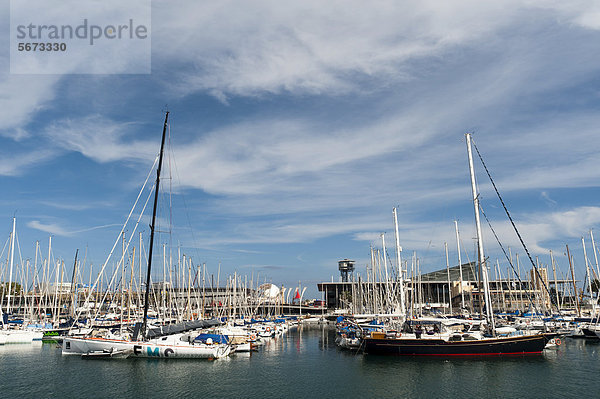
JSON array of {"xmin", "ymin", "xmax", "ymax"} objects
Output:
[
  {"xmin": 363, "ymin": 133, "xmax": 552, "ymax": 356},
  {"xmin": 0, "ymin": 217, "xmax": 44, "ymax": 344},
  {"xmin": 62, "ymin": 112, "xmax": 231, "ymax": 359}
]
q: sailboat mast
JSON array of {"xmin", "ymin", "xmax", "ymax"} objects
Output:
[
  {"xmin": 466, "ymin": 133, "xmax": 495, "ymax": 332},
  {"xmin": 550, "ymin": 250, "xmax": 560, "ymax": 312},
  {"xmin": 582, "ymin": 237, "xmax": 595, "ymax": 314},
  {"xmin": 7, "ymin": 217, "xmax": 16, "ymax": 314},
  {"xmin": 445, "ymin": 242, "xmax": 452, "ymax": 315},
  {"xmin": 454, "ymin": 220, "xmax": 465, "ymax": 310},
  {"xmin": 141, "ymin": 111, "xmax": 170, "ymax": 338},
  {"xmin": 566, "ymin": 245, "xmax": 579, "ymax": 316},
  {"xmin": 69, "ymin": 249, "xmax": 79, "ymax": 317},
  {"xmin": 591, "ymin": 230, "xmax": 600, "ymax": 286},
  {"xmin": 392, "ymin": 207, "xmax": 406, "ymax": 316},
  {"xmin": 381, "ymin": 233, "xmax": 390, "ymax": 311}
]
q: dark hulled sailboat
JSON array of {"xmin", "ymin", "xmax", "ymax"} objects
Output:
[{"xmin": 363, "ymin": 133, "xmax": 553, "ymax": 356}]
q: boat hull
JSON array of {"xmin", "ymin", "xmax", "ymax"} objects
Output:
[
  {"xmin": 0, "ymin": 330, "xmax": 44, "ymax": 344},
  {"xmin": 364, "ymin": 334, "xmax": 550, "ymax": 356},
  {"xmin": 62, "ymin": 336, "xmax": 231, "ymax": 359},
  {"xmin": 581, "ymin": 327, "xmax": 600, "ymax": 339}
]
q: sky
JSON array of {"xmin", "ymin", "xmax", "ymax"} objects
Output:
[{"xmin": 2, "ymin": 1, "xmax": 600, "ymax": 299}]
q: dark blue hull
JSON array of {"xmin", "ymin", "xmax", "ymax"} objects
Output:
[{"xmin": 364, "ymin": 334, "xmax": 550, "ymax": 356}]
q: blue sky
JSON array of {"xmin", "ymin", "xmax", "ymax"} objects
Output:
[{"xmin": 2, "ymin": 1, "xmax": 600, "ymax": 298}]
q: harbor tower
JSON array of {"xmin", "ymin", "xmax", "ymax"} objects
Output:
[{"xmin": 338, "ymin": 259, "xmax": 355, "ymax": 282}]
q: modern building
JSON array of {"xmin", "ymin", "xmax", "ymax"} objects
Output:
[{"xmin": 318, "ymin": 261, "xmax": 574, "ymax": 313}]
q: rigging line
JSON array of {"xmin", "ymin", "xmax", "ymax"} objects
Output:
[
  {"xmin": 479, "ymin": 204, "xmax": 540, "ymax": 314},
  {"xmin": 15, "ymin": 229, "xmax": 26, "ymax": 289},
  {"xmin": 383, "ymin": 247, "xmax": 397, "ymax": 279},
  {"xmin": 0, "ymin": 235, "xmax": 9, "ymax": 266},
  {"xmin": 471, "ymin": 139, "xmax": 558, "ymax": 313},
  {"xmin": 73, "ymin": 156, "xmax": 158, "ymax": 327},
  {"xmin": 168, "ymin": 120, "xmax": 173, "ymax": 249},
  {"xmin": 454, "ymin": 232, "xmax": 476, "ymax": 284},
  {"xmin": 87, "ymin": 182, "xmax": 155, "ymax": 324}
]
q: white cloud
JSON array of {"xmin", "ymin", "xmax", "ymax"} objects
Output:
[
  {"xmin": 0, "ymin": 0, "xmax": 150, "ymax": 141},
  {"xmin": 149, "ymin": 0, "xmax": 600, "ymax": 102},
  {"xmin": 152, "ymin": 0, "xmax": 527, "ymax": 99},
  {"xmin": 170, "ymin": 113, "xmax": 434, "ymax": 196},
  {"xmin": 27, "ymin": 220, "xmax": 72, "ymax": 237},
  {"xmin": 44, "ymin": 115, "xmax": 157, "ymax": 163},
  {"xmin": 0, "ymin": 76, "xmax": 60, "ymax": 138},
  {"xmin": 352, "ymin": 206, "xmax": 600, "ymax": 266},
  {"xmin": 38, "ymin": 200, "xmax": 113, "ymax": 211},
  {"xmin": 0, "ymin": 148, "xmax": 59, "ymax": 176},
  {"xmin": 530, "ymin": 1, "xmax": 600, "ymax": 30},
  {"xmin": 5, "ymin": 0, "xmax": 600, "ymax": 280},
  {"xmin": 177, "ymin": 213, "xmax": 386, "ymax": 250},
  {"xmin": 0, "ymin": 5, "xmax": 59, "ymax": 137}
]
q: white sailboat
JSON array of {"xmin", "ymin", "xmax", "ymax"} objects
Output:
[
  {"xmin": 62, "ymin": 112, "xmax": 231, "ymax": 359},
  {"xmin": 63, "ymin": 332, "xmax": 231, "ymax": 359},
  {"xmin": 0, "ymin": 217, "xmax": 44, "ymax": 345}
]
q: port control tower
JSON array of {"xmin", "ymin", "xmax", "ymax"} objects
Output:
[{"xmin": 338, "ymin": 259, "xmax": 355, "ymax": 282}]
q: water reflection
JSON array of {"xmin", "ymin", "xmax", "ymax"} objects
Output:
[
  {"xmin": 0, "ymin": 340, "xmax": 43, "ymax": 354},
  {"xmin": 0, "ymin": 328, "xmax": 599, "ymax": 398}
]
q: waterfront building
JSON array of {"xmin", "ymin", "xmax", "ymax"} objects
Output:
[{"xmin": 318, "ymin": 261, "xmax": 575, "ymax": 314}]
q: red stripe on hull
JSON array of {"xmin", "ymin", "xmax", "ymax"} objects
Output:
[{"xmin": 397, "ymin": 351, "xmax": 543, "ymax": 356}]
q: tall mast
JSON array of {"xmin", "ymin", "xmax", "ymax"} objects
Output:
[
  {"xmin": 119, "ymin": 232, "xmax": 125, "ymax": 335},
  {"xmin": 454, "ymin": 220, "xmax": 465, "ymax": 310},
  {"xmin": 582, "ymin": 237, "xmax": 595, "ymax": 314},
  {"xmin": 44, "ymin": 236, "xmax": 52, "ymax": 321},
  {"xmin": 550, "ymin": 250, "xmax": 560, "ymax": 312},
  {"xmin": 34, "ymin": 241, "xmax": 39, "ymax": 320},
  {"xmin": 69, "ymin": 249, "xmax": 79, "ymax": 317},
  {"xmin": 141, "ymin": 111, "xmax": 169, "ymax": 338},
  {"xmin": 7, "ymin": 217, "xmax": 16, "ymax": 314},
  {"xmin": 516, "ymin": 254, "xmax": 523, "ymax": 312},
  {"xmin": 392, "ymin": 207, "xmax": 406, "ymax": 316},
  {"xmin": 496, "ymin": 259, "xmax": 506, "ymax": 312},
  {"xmin": 138, "ymin": 232, "xmax": 143, "ymax": 315},
  {"xmin": 129, "ymin": 246, "xmax": 135, "ymax": 325},
  {"xmin": 566, "ymin": 245, "xmax": 579, "ymax": 316},
  {"xmin": 381, "ymin": 232, "xmax": 390, "ymax": 311},
  {"xmin": 445, "ymin": 242, "xmax": 453, "ymax": 315},
  {"xmin": 591, "ymin": 230, "xmax": 600, "ymax": 289},
  {"xmin": 465, "ymin": 133, "xmax": 494, "ymax": 331}
]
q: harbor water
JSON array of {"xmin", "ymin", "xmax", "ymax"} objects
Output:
[{"xmin": 1, "ymin": 326, "xmax": 599, "ymax": 398}]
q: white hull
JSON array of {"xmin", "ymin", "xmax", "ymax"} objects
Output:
[
  {"xmin": 62, "ymin": 335, "xmax": 231, "ymax": 359},
  {"xmin": 0, "ymin": 330, "xmax": 44, "ymax": 344},
  {"xmin": 300, "ymin": 317, "xmax": 322, "ymax": 324},
  {"xmin": 233, "ymin": 342, "xmax": 252, "ymax": 352}
]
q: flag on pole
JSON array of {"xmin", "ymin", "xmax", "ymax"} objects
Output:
[{"xmin": 294, "ymin": 288, "xmax": 300, "ymax": 300}]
